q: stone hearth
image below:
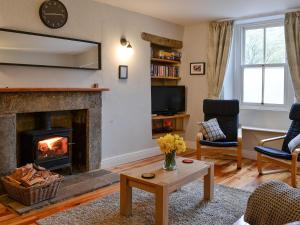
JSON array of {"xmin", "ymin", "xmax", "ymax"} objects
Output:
[{"xmin": 0, "ymin": 88, "xmax": 107, "ymax": 176}]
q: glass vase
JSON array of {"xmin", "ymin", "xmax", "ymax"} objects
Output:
[{"xmin": 163, "ymin": 150, "xmax": 176, "ymax": 171}]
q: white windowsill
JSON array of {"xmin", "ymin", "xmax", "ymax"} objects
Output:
[
  {"xmin": 240, "ymin": 104, "xmax": 290, "ymax": 112},
  {"xmin": 242, "ymin": 126, "xmax": 287, "ymax": 133}
]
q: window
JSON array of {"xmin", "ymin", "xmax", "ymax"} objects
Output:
[
  {"xmin": 230, "ymin": 17, "xmax": 294, "ymax": 110},
  {"xmin": 242, "ymin": 23, "xmax": 286, "ymax": 106}
]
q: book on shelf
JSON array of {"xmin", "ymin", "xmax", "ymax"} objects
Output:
[{"xmin": 151, "ymin": 64, "xmax": 179, "ymax": 78}]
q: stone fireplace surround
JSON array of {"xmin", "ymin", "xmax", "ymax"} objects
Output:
[{"xmin": 0, "ymin": 88, "xmax": 108, "ymax": 176}]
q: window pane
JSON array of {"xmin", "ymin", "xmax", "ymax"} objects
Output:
[
  {"xmin": 266, "ymin": 26, "xmax": 285, "ymax": 64},
  {"xmin": 244, "ymin": 29, "xmax": 264, "ymax": 65},
  {"xmin": 243, "ymin": 67, "xmax": 262, "ymax": 103},
  {"xmin": 264, "ymin": 67, "xmax": 285, "ymax": 104}
]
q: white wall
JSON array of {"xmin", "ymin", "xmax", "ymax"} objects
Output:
[
  {"xmin": 0, "ymin": 0, "xmax": 184, "ymax": 166},
  {"xmin": 180, "ymin": 23, "xmax": 209, "ymax": 147}
]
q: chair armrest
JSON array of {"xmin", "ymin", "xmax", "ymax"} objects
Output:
[
  {"xmin": 259, "ymin": 135, "xmax": 286, "ymax": 146},
  {"xmin": 196, "ymin": 132, "xmax": 204, "ymax": 142},
  {"xmin": 196, "ymin": 121, "xmax": 204, "ymax": 142},
  {"xmin": 292, "ymin": 148, "xmax": 300, "ymax": 157},
  {"xmin": 238, "ymin": 128, "xmax": 242, "ymax": 145}
]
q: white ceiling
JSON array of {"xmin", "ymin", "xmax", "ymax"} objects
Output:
[{"xmin": 95, "ymin": 0, "xmax": 300, "ymax": 25}]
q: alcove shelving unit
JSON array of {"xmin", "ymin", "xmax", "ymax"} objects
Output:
[{"xmin": 141, "ymin": 32, "xmax": 190, "ymax": 139}]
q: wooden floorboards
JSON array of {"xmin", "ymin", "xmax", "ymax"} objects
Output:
[{"xmin": 0, "ymin": 151, "xmax": 298, "ymax": 225}]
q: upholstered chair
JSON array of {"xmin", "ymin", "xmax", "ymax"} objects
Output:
[
  {"xmin": 244, "ymin": 180, "xmax": 300, "ymax": 225},
  {"xmin": 255, "ymin": 104, "xmax": 300, "ymax": 187},
  {"xmin": 196, "ymin": 99, "xmax": 242, "ymax": 169}
]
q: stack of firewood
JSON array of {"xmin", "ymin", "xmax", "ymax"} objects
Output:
[{"xmin": 5, "ymin": 164, "xmax": 60, "ymax": 187}]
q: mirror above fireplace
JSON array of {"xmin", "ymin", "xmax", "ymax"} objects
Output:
[{"xmin": 0, "ymin": 28, "xmax": 101, "ymax": 70}]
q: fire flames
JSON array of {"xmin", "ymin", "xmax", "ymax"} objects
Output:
[{"xmin": 38, "ymin": 137, "xmax": 68, "ymax": 159}]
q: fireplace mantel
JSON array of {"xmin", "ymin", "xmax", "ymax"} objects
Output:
[
  {"xmin": 0, "ymin": 90, "xmax": 103, "ymax": 177},
  {"xmin": 0, "ymin": 88, "xmax": 109, "ymax": 93}
]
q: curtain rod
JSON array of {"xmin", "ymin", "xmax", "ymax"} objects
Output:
[{"xmin": 216, "ymin": 7, "xmax": 300, "ymax": 22}]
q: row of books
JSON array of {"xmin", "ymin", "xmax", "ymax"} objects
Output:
[
  {"xmin": 152, "ymin": 50, "xmax": 181, "ymax": 61},
  {"xmin": 151, "ymin": 64, "xmax": 180, "ymax": 77}
]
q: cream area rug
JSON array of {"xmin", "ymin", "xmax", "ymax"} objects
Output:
[{"xmin": 38, "ymin": 181, "xmax": 251, "ymax": 225}]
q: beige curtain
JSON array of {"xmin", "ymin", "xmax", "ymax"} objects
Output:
[
  {"xmin": 207, "ymin": 21, "xmax": 233, "ymax": 99},
  {"xmin": 285, "ymin": 12, "xmax": 300, "ymax": 101}
]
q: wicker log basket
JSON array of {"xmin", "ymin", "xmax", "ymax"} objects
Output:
[
  {"xmin": 1, "ymin": 175, "xmax": 63, "ymax": 206},
  {"xmin": 1, "ymin": 163, "xmax": 64, "ymax": 206}
]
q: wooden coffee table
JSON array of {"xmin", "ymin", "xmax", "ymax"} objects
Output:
[{"xmin": 120, "ymin": 156, "xmax": 214, "ymax": 225}]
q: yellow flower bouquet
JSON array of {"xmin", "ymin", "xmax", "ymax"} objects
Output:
[{"xmin": 157, "ymin": 134, "xmax": 186, "ymax": 170}]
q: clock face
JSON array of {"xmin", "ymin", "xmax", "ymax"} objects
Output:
[{"xmin": 39, "ymin": 0, "xmax": 68, "ymax": 29}]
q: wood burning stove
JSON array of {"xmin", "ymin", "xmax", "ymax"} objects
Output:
[{"xmin": 20, "ymin": 112, "xmax": 72, "ymax": 173}]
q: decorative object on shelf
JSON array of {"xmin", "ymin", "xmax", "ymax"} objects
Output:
[
  {"xmin": 92, "ymin": 83, "xmax": 99, "ymax": 88},
  {"xmin": 182, "ymin": 159, "xmax": 194, "ymax": 164},
  {"xmin": 40, "ymin": 0, "xmax": 68, "ymax": 29},
  {"xmin": 157, "ymin": 134, "xmax": 186, "ymax": 171},
  {"xmin": 152, "ymin": 50, "xmax": 181, "ymax": 61},
  {"xmin": 119, "ymin": 65, "xmax": 128, "ymax": 79},
  {"xmin": 141, "ymin": 173, "xmax": 155, "ymax": 179},
  {"xmin": 163, "ymin": 119, "xmax": 173, "ymax": 132},
  {"xmin": 190, "ymin": 62, "xmax": 205, "ymax": 75}
]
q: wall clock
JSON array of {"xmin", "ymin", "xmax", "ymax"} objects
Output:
[{"xmin": 39, "ymin": 0, "xmax": 68, "ymax": 29}]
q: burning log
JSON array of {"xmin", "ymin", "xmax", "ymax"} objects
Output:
[
  {"xmin": 37, "ymin": 137, "xmax": 68, "ymax": 158},
  {"xmin": 5, "ymin": 164, "xmax": 61, "ymax": 187}
]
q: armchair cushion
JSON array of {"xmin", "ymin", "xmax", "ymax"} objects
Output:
[
  {"xmin": 288, "ymin": 133, "xmax": 300, "ymax": 153},
  {"xmin": 198, "ymin": 118, "xmax": 226, "ymax": 141},
  {"xmin": 255, "ymin": 146, "xmax": 295, "ymax": 160},
  {"xmin": 200, "ymin": 140, "xmax": 238, "ymax": 147}
]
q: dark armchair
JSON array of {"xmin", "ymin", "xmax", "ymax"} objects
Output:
[
  {"xmin": 196, "ymin": 99, "xmax": 242, "ymax": 169},
  {"xmin": 255, "ymin": 104, "xmax": 300, "ymax": 187}
]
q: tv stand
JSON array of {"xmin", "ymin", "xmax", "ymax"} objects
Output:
[
  {"xmin": 152, "ymin": 113, "xmax": 190, "ymax": 139},
  {"xmin": 157, "ymin": 113, "xmax": 175, "ymax": 116}
]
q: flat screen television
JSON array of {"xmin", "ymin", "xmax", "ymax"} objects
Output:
[{"xmin": 151, "ymin": 86, "xmax": 186, "ymax": 115}]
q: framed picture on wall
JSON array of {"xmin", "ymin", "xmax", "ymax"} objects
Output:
[
  {"xmin": 190, "ymin": 62, "xmax": 205, "ymax": 75},
  {"xmin": 119, "ymin": 65, "xmax": 128, "ymax": 79}
]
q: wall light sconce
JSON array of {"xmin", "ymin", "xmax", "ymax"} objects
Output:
[
  {"xmin": 118, "ymin": 36, "xmax": 134, "ymax": 59},
  {"xmin": 120, "ymin": 37, "xmax": 133, "ymax": 49},
  {"xmin": 119, "ymin": 36, "xmax": 134, "ymax": 58}
]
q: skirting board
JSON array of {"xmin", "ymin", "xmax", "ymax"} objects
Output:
[
  {"xmin": 185, "ymin": 140, "xmax": 256, "ymax": 160},
  {"xmin": 101, "ymin": 147, "xmax": 161, "ymax": 169},
  {"xmin": 101, "ymin": 142, "xmax": 257, "ymax": 169}
]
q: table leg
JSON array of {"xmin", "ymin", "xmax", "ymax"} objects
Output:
[
  {"xmin": 120, "ymin": 174, "xmax": 132, "ymax": 217},
  {"xmin": 204, "ymin": 163, "xmax": 214, "ymax": 200},
  {"xmin": 156, "ymin": 186, "xmax": 168, "ymax": 225}
]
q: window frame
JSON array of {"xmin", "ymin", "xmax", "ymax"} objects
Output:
[{"xmin": 234, "ymin": 18, "xmax": 293, "ymax": 111}]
